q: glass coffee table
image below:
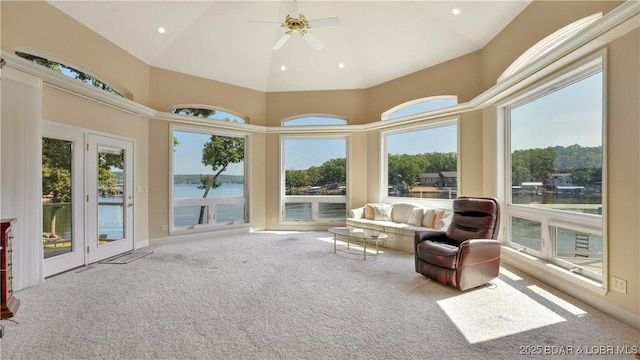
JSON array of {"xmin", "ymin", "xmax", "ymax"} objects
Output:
[{"xmin": 328, "ymin": 227, "xmax": 388, "ymax": 260}]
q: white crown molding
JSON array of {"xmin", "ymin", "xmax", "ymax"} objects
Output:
[{"xmin": 0, "ymin": 51, "xmax": 156, "ymax": 118}]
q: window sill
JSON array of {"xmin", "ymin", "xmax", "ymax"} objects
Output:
[{"xmin": 501, "ymin": 246, "xmax": 607, "ymax": 296}]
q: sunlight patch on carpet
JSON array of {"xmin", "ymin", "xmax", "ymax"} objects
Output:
[{"xmin": 437, "ymin": 278, "xmax": 566, "ymax": 344}]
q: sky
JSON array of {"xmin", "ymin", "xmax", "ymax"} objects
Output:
[{"xmin": 510, "ymin": 72, "xmax": 602, "ymax": 151}]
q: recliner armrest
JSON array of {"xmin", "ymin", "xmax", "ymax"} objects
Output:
[{"xmin": 457, "ymin": 239, "xmax": 501, "ymax": 265}]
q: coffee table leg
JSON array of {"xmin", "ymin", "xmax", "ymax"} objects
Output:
[
  {"xmin": 333, "ymin": 234, "xmax": 337, "ymax": 253},
  {"xmin": 363, "ymin": 239, "xmax": 367, "ymax": 260}
]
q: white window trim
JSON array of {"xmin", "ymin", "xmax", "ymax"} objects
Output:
[
  {"xmin": 497, "ymin": 13, "xmax": 603, "ymax": 83},
  {"xmin": 380, "ymin": 116, "xmax": 459, "ymax": 207},
  {"xmin": 280, "ymin": 133, "xmax": 349, "ymax": 224},
  {"xmin": 172, "ymin": 104, "xmax": 249, "ymax": 123},
  {"xmin": 381, "ymin": 95, "xmax": 458, "ymax": 121},
  {"xmin": 281, "ymin": 114, "xmax": 348, "ymax": 126},
  {"xmin": 169, "ymin": 124, "xmax": 249, "ymax": 234},
  {"xmin": 15, "ymin": 46, "xmax": 132, "ymax": 99},
  {"xmin": 499, "ymin": 50, "xmax": 607, "ymax": 291}
]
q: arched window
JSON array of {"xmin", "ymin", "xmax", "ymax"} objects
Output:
[
  {"xmin": 173, "ymin": 106, "xmax": 247, "ymax": 124},
  {"xmin": 498, "ymin": 13, "xmax": 602, "ymax": 82},
  {"xmin": 282, "ymin": 115, "xmax": 347, "ymax": 126},
  {"xmin": 15, "ymin": 50, "xmax": 128, "ymax": 98},
  {"xmin": 382, "ymin": 96, "xmax": 458, "ymax": 120}
]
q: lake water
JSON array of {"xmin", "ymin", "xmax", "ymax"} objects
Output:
[{"xmin": 173, "ymin": 183, "xmax": 244, "ymax": 198}]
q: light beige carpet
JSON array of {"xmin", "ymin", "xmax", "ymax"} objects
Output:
[{"xmin": 1, "ymin": 231, "xmax": 638, "ymax": 359}]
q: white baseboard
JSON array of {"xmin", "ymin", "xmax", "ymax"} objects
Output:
[
  {"xmin": 502, "ymin": 249, "xmax": 640, "ymax": 330},
  {"xmin": 134, "ymin": 240, "xmax": 149, "ymax": 249}
]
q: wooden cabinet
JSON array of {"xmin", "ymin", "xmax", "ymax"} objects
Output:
[{"xmin": 1, "ymin": 218, "xmax": 20, "ymax": 319}]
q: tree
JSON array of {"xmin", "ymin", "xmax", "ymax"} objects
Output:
[
  {"xmin": 286, "ymin": 169, "xmax": 308, "ymax": 191},
  {"xmin": 173, "ymin": 107, "xmax": 216, "ymax": 118},
  {"xmin": 98, "ymin": 150, "xmax": 124, "ymax": 196},
  {"xmin": 42, "ymin": 138, "xmax": 72, "ymax": 238},
  {"xmin": 197, "ymin": 135, "xmax": 244, "ymax": 224},
  {"xmin": 319, "ymin": 158, "xmax": 346, "ymax": 184}
]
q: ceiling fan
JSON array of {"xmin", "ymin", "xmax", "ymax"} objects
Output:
[{"xmin": 250, "ymin": 0, "xmax": 340, "ymax": 50}]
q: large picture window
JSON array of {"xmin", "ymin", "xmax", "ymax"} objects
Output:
[
  {"xmin": 384, "ymin": 120, "xmax": 458, "ymax": 200},
  {"xmin": 171, "ymin": 126, "xmax": 247, "ymax": 231},
  {"xmin": 281, "ymin": 136, "xmax": 347, "ymax": 222},
  {"xmin": 504, "ymin": 54, "xmax": 605, "ymax": 282}
]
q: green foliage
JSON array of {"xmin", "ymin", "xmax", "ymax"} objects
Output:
[
  {"xmin": 42, "ymin": 138, "xmax": 73, "ymax": 237},
  {"xmin": 98, "ymin": 150, "xmax": 124, "ymax": 196},
  {"xmin": 16, "ymin": 51, "xmax": 124, "ymax": 97},
  {"xmin": 173, "ymin": 108, "xmax": 216, "ymax": 118},
  {"xmin": 512, "ymin": 144, "xmax": 602, "ymax": 188},
  {"xmin": 196, "ymin": 135, "xmax": 245, "ymax": 223},
  {"xmin": 42, "ymin": 138, "xmax": 72, "ymax": 203},
  {"xmin": 387, "ymin": 152, "xmax": 457, "ymax": 188}
]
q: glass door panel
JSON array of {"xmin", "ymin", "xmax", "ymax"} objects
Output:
[
  {"xmin": 97, "ymin": 145, "xmax": 125, "ymax": 243},
  {"xmin": 42, "ymin": 124, "xmax": 85, "ymax": 277},
  {"xmin": 42, "ymin": 137, "xmax": 74, "ymax": 258}
]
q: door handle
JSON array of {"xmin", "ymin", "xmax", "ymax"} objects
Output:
[{"xmin": 127, "ymin": 203, "xmax": 134, "ymax": 207}]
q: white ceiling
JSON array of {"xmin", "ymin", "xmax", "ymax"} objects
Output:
[{"xmin": 48, "ymin": 0, "xmax": 532, "ymax": 92}]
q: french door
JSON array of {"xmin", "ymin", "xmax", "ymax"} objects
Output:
[
  {"xmin": 86, "ymin": 134, "xmax": 134, "ymax": 263},
  {"xmin": 43, "ymin": 124, "xmax": 134, "ymax": 276}
]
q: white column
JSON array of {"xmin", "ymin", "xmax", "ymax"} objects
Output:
[{"xmin": 1, "ymin": 66, "xmax": 44, "ymax": 290}]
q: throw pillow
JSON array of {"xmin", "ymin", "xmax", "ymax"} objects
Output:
[
  {"xmin": 433, "ymin": 209, "xmax": 447, "ymax": 225},
  {"xmin": 422, "ymin": 208, "xmax": 436, "ymax": 228},
  {"xmin": 364, "ymin": 203, "xmax": 377, "ymax": 220},
  {"xmin": 435, "ymin": 212, "xmax": 453, "ymax": 230},
  {"xmin": 373, "ymin": 204, "xmax": 393, "ymax": 221},
  {"xmin": 408, "ymin": 207, "xmax": 424, "ymax": 226}
]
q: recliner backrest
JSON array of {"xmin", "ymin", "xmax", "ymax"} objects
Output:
[{"xmin": 446, "ymin": 197, "xmax": 500, "ymax": 243}]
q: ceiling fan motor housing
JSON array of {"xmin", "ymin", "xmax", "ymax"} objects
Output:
[{"xmin": 282, "ymin": 13, "xmax": 310, "ymax": 35}]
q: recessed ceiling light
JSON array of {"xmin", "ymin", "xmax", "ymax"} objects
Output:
[
  {"xmin": 451, "ymin": 8, "xmax": 461, "ymax": 15},
  {"xmin": 280, "ymin": 65, "xmax": 287, "ymax": 71},
  {"xmin": 158, "ymin": 27, "xmax": 166, "ymax": 34},
  {"xmin": 338, "ymin": 63, "xmax": 345, "ymax": 69}
]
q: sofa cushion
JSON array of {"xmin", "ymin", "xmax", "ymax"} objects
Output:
[
  {"xmin": 373, "ymin": 204, "xmax": 393, "ymax": 221},
  {"xmin": 408, "ymin": 207, "xmax": 424, "ymax": 226},
  {"xmin": 391, "ymin": 203, "xmax": 421, "ymax": 223}
]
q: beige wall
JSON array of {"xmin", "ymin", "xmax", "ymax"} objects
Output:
[
  {"xmin": 481, "ymin": 0, "xmax": 624, "ymax": 89},
  {"xmin": 1, "ymin": 0, "xmax": 638, "ymax": 323},
  {"xmin": 1, "ymin": 1, "xmax": 150, "ymax": 105},
  {"xmin": 367, "ymin": 50, "xmax": 484, "ymax": 120},
  {"xmin": 601, "ymin": 29, "xmax": 639, "ymax": 312},
  {"xmin": 148, "ymin": 67, "xmax": 266, "ymax": 125}
]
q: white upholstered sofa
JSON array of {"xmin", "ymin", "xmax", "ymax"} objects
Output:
[{"xmin": 346, "ymin": 203, "xmax": 452, "ymax": 254}]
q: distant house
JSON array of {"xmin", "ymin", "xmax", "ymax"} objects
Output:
[
  {"xmin": 552, "ymin": 173, "xmax": 573, "ymax": 186},
  {"xmin": 418, "ymin": 171, "xmax": 457, "ymax": 188}
]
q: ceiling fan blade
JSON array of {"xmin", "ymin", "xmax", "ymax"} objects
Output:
[
  {"xmin": 248, "ymin": 20, "xmax": 281, "ymax": 27},
  {"xmin": 303, "ymin": 33, "xmax": 324, "ymax": 50},
  {"xmin": 308, "ymin": 17, "xmax": 341, "ymax": 28},
  {"xmin": 272, "ymin": 33, "xmax": 291, "ymax": 50},
  {"xmin": 287, "ymin": 0, "xmax": 299, "ymax": 16}
]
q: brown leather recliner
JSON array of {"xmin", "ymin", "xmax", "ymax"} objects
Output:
[{"xmin": 414, "ymin": 197, "xmax": 501, "ymax": 291}]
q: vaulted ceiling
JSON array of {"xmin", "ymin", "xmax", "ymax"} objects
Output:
[{"xmin": 48, "ymin": 0, "xmax": 532, "ymax": 92}]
